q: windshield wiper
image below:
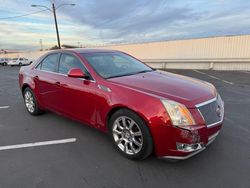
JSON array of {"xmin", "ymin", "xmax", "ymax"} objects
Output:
[
  {"xmin": 106, "ymin": 69, "xmax": 154, "ymax": 79},
  {"xmin": 135, "ymin": 69, "xmax": 154, "ymax": 74},
  {"xmin": 106, "ymin": 72, "xmax": 137, "ymax": 79}
]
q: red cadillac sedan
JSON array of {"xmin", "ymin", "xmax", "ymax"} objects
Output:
[{"xmin": 19, "ymin": 49, "xmax": 224, "ymax": 160}]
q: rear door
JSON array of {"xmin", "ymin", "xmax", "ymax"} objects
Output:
[
  {"xmin": 56, "ymin": 52, "xmax": 97, "ymax": 125},
  {"xmin": 34, "ymin": 53, "xmax": 60, "ymax": 111}
]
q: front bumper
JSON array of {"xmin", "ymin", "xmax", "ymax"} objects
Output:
[
  {"xmin": 148, "ymin": 95, "xmax": 224, "ymax": 159},
  {"xmin": 160, "ymin": 130, "xmax": 220, "ymax": 160}
]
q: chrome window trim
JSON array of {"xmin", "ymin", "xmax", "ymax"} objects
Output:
[
  {"xmin": 35, "ymin": 52, "xmax": 60, "ymax": 72},
  {"xmin": 34, "ymin": 52, "xmax": 96, "ymax": 83},
  {"xmin": 57, "ymin": 52, "xmax": 95, "ymax": 81},
  {"xmin": 35, "ymin": 69, "xmax": 96, "ymax": 83}
]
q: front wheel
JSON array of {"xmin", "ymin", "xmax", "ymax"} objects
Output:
[
  {"xmin": 23, "ymin": 88, "xmax": 43, "ymax": 115},
  {"xmin": 109, "ymin": 109, "xmax": 153, "ymax": 160}
]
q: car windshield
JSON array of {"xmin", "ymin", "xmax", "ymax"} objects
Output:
[{"xmin": 81, "ymin": 52, "xmax": 153, "ymax": 79}]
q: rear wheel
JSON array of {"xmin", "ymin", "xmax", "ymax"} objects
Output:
[
  {"xmin": 109, "ymin": 109, "xmax": 153, "ymax": 160},
  {"xmin": 19, "ymin": 62, "xmax": 22, "ymax": 66},
  {"xmin": 23, "ymin": 88, "xmax": 43, "ymax": 115}
]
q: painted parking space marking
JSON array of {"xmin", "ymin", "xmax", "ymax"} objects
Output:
[
  {"xmin": 0, "ymin": 106, "xmax": 10, "ymax": 109},
  {"xmin": 221, "ymin": 80, "xmax": 234, "ymax": 85},
  {"xmin": 193, "ymin": 70, "xmax": 234, "ymax": 85},
  {"xmin": 0, "ymin": 138, "xmax": 76, "ymax": 151},
  {"xmin": 242, "ymin": 71, "xmax": 250, "ymax": 74}
]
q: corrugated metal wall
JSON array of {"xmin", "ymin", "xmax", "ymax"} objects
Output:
[
  {"xmin": 1, "ymin": 35, "xmax": 250, "ymax": 70},
  {"xmin": 96, "ymin": 35, "xmax": 250, "ymax": 60}
]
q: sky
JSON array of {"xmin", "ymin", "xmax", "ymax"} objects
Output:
[{"xmin": 0, "ymin": 0, "xmax": 250, "ymax": 50}]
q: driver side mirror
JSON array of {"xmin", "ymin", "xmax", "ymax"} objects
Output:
[{"xmin": 68, "ymin": 68, "xmax": 89, "ymax": 79}]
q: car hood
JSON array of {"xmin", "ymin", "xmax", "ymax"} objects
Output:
[{"xmin": 108, "ymin": 70, "xmax": 217, "ymax": 108}]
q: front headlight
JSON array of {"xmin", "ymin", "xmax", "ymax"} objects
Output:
[{"xmin": 161, "ymin": 99, "xmax": 196, "ymax": 127}]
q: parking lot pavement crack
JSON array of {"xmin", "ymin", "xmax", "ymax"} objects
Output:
[{"xmin": 81, "ymin": 176, "xmax": 91, "ymax": 187}]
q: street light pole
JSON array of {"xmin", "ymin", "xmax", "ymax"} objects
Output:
[
  {"xmin": 52, "ymin": 3, "xmax": 61, "ymax": 48},
  {"xmin": 31, "ymin": 3, "xmax": 75, "ymax": 49}
]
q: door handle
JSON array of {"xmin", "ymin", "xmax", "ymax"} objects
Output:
[{"xmin": 55, "ymin": 81, "xmax": 61, "ymax": 86}]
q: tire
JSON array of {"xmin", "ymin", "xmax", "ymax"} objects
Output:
[
  {"xmin": 19, "ymin": 63, "xmax": 22, "ymax": 66},
  {"xmin": 109, "ymin": 109, "xmax": 153, "ymax": 160},
  {"xmin": 23, "ymin": 87, "xmax": 43, "ymax": 115}
]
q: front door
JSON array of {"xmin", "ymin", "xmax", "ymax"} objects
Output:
[{"xmin": 56, "ymin": 53, "xmax": 97, "ymax": 125}]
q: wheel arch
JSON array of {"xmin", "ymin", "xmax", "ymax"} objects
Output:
[
  {"xmin": 106, "ymin": 105, "xmax": 151, "ymax": 131},
  {"xmin": 21, "ymin": 83, "xmax": 44, "ymax": 112},
  {"xmin": 22, "ymin": 83, "xmax": 31, "ymax": 94},
  {"xmin": 21, "ymin": 83, "xmax": 32, "ymax": 96},
  {"xmin": 106, "ymin": 105, "xmax": 155, "ymax": 159}
]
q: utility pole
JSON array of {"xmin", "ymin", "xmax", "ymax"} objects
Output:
[
  {"xmin": 52, "ymin": 3, "xmax": 61, "ymax": 49},
  {"xmin": 31, "ymin": 3, "xmax": 75, "ymax": 49},
  {"xmin": 39, "ymin": 39, "xmax": 43, "ymax": 51}
]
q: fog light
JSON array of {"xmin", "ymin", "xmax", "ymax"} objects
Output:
[{"xmin": 176, "ymin": 142, "xmax": 204, "ymax": 152}]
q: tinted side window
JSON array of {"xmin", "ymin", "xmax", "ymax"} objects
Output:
[
  {"xmin": 40, "ymin": 54, "xmax": 59, "ymax": 72},
  {"xmin": 36, "ymin": 62, "xmax": 42, "ymax": 70},
  {"xmin": 59, "ymin": 54, "xmax": 86, "ymax": 75}
]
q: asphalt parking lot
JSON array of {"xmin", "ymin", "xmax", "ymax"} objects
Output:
[{"xmin": 0, "ymin": 66, "xmax": 249, "ymax": 188}]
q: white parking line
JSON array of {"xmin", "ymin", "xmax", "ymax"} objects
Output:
[
  {"xmin": 221, "ymin": 80, "xmax": 234, "ymax": 85},
  {"xmin": 0, "ymin": 106, "xmax": 10, "ymax": 109},
  {"xmin": 0, "ymin": 138, "xmax": 76, "ymax": 151},
  {"xmin": 193, "ymin": 70, "xmax": 206, "ymax": 75},
  {"xmin": 193, "ymin": 70, "xmax": 234, "ymax": 85},
  {"xmin": 242, "ymin": 71, "xmax": 250, "ymax": 74}
]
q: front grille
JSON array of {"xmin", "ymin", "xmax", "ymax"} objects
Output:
[{"xmin": 196, "ymin": 95, "xmax": 224, "ymax": 127}]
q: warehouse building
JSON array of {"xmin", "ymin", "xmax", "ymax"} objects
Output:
[{"xmin": 1, "ymin": 35, "xmax": 250, "ymax": 70}]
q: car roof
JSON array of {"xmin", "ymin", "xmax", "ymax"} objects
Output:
[{"xmin": 48, "ymin": 48, "xmax": 120, "ymax": 54}]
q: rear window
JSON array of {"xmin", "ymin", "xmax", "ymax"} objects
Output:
[{"xmin": 38, "ymin": 53, "xmax": 59, "ymax": 72}]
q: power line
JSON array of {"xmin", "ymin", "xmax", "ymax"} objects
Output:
[{"xmin": 0, "ymin": 9, "xmax": 47, "ymax": 20}]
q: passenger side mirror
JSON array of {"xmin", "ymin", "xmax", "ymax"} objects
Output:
[{"xmin": 68, "ymin": 68, "xmax": 88, "ymax": 79}]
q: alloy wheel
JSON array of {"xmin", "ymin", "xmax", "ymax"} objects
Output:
[
  {"xmin": 24, "ymin": 91, "xmax": 35, "ymax": 113},
  {"xmin": 112, "ymin": 116, "xmax": 143, "ymax": 155}
]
